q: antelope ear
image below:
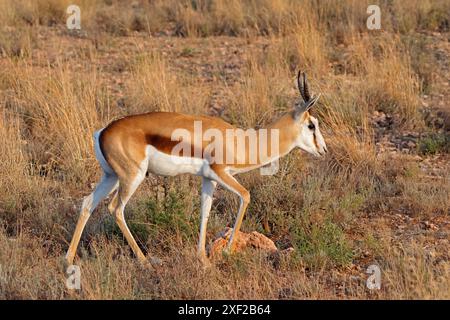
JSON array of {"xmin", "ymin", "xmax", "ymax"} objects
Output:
[{"xmin": 294, "ymin": 94, "xmax": 320, "ymax": 119}]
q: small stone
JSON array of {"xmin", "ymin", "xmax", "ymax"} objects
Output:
[
  {"xmin": 350, "ymin": 276, "xmax": 361, "ymax": 282},
  {"xmin": 407, "ymin": 141, "xmax": 416, "ymax": 148},
  {"xmin": 421, "ymin": 221, "xmax": 438, "ymax": 230}
]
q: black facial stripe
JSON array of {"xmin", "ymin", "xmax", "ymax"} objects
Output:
[{"xmin": 313, "ymin": 132, "xmax": 319, "ymax": 150}]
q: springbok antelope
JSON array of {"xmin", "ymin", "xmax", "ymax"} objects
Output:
[{"xmin": 65, "ymin": 72, "xmax": 327, "ymax": 266}]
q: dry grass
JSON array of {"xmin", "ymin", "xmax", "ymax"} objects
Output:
[
  {"xmin": 126, "ymin": 53, "xmax": 210, "ymax": 115},
  {"xmin": 3, "ymin": 60, "xmax": 106, "ymax": 182},
  {"xmin": 0, "ymin": 0, "xmax": 448, "ymax": 300},
  {"xmin": 0, "ymin": 112, "xmax": 31, "ymax": 208}
]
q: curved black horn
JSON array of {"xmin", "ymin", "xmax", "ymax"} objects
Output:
[
  {"xmin": 297, "ymin": 71, "xmax": 311, "ymax": 102},
  {"xmin": 302, "ymin": 72, "xmax": 311, "ymax": 101}
]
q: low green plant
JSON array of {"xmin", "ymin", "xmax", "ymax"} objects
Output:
[
  {"xmin": 291, "ymin": 220, "xmax": 354, "ymax": 268},
  {"xmin": 418, "ymin": 133, "xmax": 450, "ymax": 155}
]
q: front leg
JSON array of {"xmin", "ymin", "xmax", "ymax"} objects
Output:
[
  {"xmin": 198, "ymin": 177, "xmax": 217, "ymax": 264},
  {"xmin": 212, "ymin": 169, "xmax": 250, "ymax": 254}
]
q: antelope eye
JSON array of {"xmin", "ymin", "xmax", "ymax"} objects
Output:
[{"xmin": 308, "ymin": 123, "xmax": 315, "ymax": 130}]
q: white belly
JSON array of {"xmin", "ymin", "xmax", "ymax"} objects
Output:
[{"xmin": 146, "ymin": 145, "xmax": 212, "ymax": 177}]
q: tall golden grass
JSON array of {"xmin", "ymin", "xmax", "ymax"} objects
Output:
[
  {"xmin": 1, "ymin": 0, "xmax": 449, "ymax": 35},
  {"xmin": 126, "ymin": 53, "xmax": 210, "ymax": 114},
  {"xmin": 3, "ymin": 60, "xmax": 106, "ymax": 182}
]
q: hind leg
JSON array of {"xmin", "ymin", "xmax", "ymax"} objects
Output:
[
  {"xmin": 65, "ymin": 173, "xmax": 118, "ymax": 264},
  {"xmin": 108, "ymin": 174, "xmax": 162, "ymax": 266},
  {"xmin": 110, "ymin": 171, "xmax": 148, "ymax": 264}
]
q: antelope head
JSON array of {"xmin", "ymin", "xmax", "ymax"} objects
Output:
[{"xmin": 293, "ymin": 71, "xmax": 327, "ymax": 157}]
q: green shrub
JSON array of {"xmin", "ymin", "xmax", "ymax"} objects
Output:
[
  {"xmin": 103, "ymin": 191, "xmax": 199, "ymax": 246},
  {"xmin": 418, "ymin": 133, "xmax": 450, "ymax": 155},
  {"xmin": 291, "ymin": 220, "xmax": 354, "ymax": 268},
  {"xmin": 143, "ymin": 192, "xmax": 198, "ymax": 240}
]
